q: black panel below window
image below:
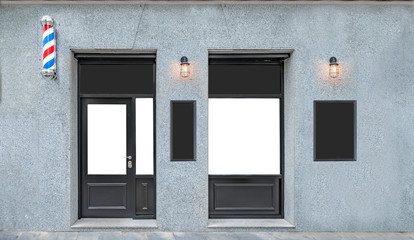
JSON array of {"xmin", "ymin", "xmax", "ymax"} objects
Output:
[
  {"xmin": 88, "ymin": 183, "xmax": 127, "ymax": 210},
  {"xmin": 135, "ymin": 177, "xmax": 155, "ymax": 218},
  {"xmin": 314, "ymin": 101, "xmax": 356, "ymax": 161},
  {"xmin": 209, "ymin": 176, "xmax": 282, "ymax": 218}
]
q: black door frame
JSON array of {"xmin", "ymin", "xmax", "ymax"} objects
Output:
[{"xmin": 77, "ymin": 54, "xmax": 156, "ymax": 219}]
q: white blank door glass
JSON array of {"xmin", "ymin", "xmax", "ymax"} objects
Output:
[
  {"xmin": 136, "ymin": 98, "xmax": 154, "ymax": 175},
  {"xmin": 208, "ymin": 99, "xmax": 280, "ymax": 175},
  {"xmin": 88, "ymin": 104, "xmax": 127, "ymax": 175}
]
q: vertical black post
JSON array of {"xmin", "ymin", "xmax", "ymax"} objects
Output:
[{"xmin": 171, "ymin": 101, "xmax": 196, "ymax": 161}]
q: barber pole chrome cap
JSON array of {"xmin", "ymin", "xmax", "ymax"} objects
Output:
[{"xmin": 40, "ymin": 16, "xmax": 57, "ymax": 80}]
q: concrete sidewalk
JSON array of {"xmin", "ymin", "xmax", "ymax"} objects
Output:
[{"xmin": 1, "ymin": 231, "xmax": 414, "ymax": 240}]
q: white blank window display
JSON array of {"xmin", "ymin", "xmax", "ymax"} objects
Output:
[
  {"xmin": 208, "ymin": 99, "xmax": 280, "ymax": 175},
  {"xmin": 88, "ymin": 104, "xmax": 127, "ymax": 175},
  {"xmin": 135, "ymin": 98, "xmax": 154, "ymax": 175}
]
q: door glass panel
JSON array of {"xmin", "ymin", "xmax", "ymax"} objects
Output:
[
  {"xmin": 136, "ymin": 98, "xmax": 154, "ymax": 175},
  {"xmin": 208, "ymin": 98, "xmax": 280, "ymax": 175},
  {"xmin": 87, "ymin": 104, "xmax": 127, "ymax": 175}
]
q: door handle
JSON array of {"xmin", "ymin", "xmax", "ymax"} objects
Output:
[{"xmin": 124, "ymin": 156, "xmax": 132, "ymax": 168}]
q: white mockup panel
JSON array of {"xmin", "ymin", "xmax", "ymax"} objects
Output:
[
  {"xmin": 208, "ymin": 99, "xmax": 280, "ymax": 175},
  {"xmin": 87, "ymin": 104, "xmax": 127, "ymax": 175},
  {"xmin": 135, "ymin": 98, "xmax": 154, "ymax": 175}
]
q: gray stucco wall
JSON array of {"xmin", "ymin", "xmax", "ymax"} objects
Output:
[{"xmin": 0, "ymin": 3, "xmax": 413, "ymax": 232}]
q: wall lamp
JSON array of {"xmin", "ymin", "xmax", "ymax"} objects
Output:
[
  {"xmin": 180, "ymin": 56, "xmax": 190, "ymax": 78},
  {"xmin": 329, "ymin": 57, "xmax": 339, "ymax": 78}
]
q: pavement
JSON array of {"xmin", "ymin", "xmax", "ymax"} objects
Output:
[{"xmin": 1, "ymin": 232, "xmax": 414, "ymax": 240}]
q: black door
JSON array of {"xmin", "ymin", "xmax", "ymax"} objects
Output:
[{"xmin": 81, "ymin": 98, "xmax": 135, "ymax": 217}]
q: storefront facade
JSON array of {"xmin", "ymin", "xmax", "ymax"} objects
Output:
[{"xmin": 0, "ymin": 1, "xmax": 413, "ymax": 232}]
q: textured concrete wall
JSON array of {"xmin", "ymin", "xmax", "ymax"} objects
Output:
[{"xmin": 0, "ymin": 3, "xmax": 413, "ymax": 232}]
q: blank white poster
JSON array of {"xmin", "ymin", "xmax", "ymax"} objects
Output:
[{"xmin": 208, "ymin": 99, "xmax": 280, "ymax": 175}]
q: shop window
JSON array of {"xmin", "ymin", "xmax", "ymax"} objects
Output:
[{"xmin": 208, "ymin": 55, "xmax": 287, "ymax": 218}]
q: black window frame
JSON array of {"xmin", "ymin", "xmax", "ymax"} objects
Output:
[{"xmin": 208, "ymin": 53, "xmax": 288, "ymax": 219}]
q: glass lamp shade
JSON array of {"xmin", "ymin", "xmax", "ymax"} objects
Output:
[
  {"xmin": 180, "ymin": 56, "xmax": 190, "ymax": 78},
  {"xmin": 180, "ymin": 63, "xmax": 190, "ymax": 78},
  {"xmin": 329, "ymin": 64, "xmax": 339, "ymax": 78},
  {"xmin": 329, "ymin": 57, "xmax": 339, "ymax": 78}
]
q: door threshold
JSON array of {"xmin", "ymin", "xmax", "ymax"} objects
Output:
[{"xmin": 71, "ymin": 218, "xmax": 158, "ymax": 229}]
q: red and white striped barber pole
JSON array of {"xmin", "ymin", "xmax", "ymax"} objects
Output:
[{"xmin": 40, "ymin": 16, "xmax": 57, "ymax": 80}]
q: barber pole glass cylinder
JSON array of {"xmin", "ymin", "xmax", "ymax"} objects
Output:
[{"xmin": 40, "ymin": 16, "xmax": 57, "ymax": 80}]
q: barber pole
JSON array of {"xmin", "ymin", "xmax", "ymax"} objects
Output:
[{"xmin": 40, "ymin": 16, "xmax": 57, "ymax": 80}]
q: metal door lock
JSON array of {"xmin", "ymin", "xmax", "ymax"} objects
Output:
[
  {"xmin": 128, "ymin": 161, "xmax": 133, "ymax": 169},
  {"xmin": 124, "ymin": 156, "xmax": 132, "ymax": 160}
]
